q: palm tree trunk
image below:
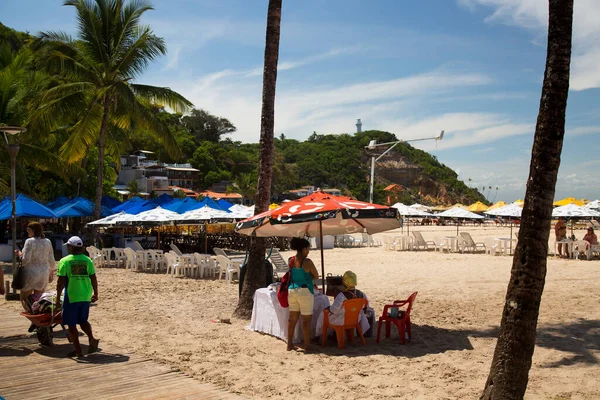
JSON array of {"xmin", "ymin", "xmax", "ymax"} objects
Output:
[
  {"xmin": 481, "ymin": 1, "xmax": 573, "ymax": 399},
  {"xmin": 93, "ymin": 95, "xmax": 111, "ymax": 220},
  {"xmin": 235, "ymin": 0, "xmax": 282, "ymax": 319}
]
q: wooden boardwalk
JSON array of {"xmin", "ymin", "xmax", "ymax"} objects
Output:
[{"xmin": 0, "ymin": 307, "xmax": 243, "ymax": 400}]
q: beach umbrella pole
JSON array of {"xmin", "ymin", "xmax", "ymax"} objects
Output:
[
  {"xmin": 319, "ymin": 220, "xmax": 325, "ymax": 293},
  {"xmin": 510, "ymin": 221, "xmax": 513, "ymax": 256},
  {"xmin": 204, "ymin": 221, "xmax": 208, "ymax": 253}
]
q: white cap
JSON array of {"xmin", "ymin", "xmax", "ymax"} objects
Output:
[{"xmin": 66, "ymin": 236, "xmax": 84, "ymax": 247}]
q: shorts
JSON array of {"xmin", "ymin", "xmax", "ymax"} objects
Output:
[
  {"xmin": 288, "ymin": 287, "xmax": 314, "ymax": 315},
  {"xmin": 62, "ymin": 301, "xmax": 90, "ymax": 327}
]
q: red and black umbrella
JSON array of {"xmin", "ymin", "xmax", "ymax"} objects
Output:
[{"xmin": 236, "ymin": 191, "xmax": 400, "ymax": 289}]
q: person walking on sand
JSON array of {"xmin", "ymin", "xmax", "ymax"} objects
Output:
[
  {"xmin": 56, "ymin": 236, "xmax": 99, "ymax": 358},
  {"xmin": 15, "ymin": 222, "xmax": 56, "ymax": 312}
]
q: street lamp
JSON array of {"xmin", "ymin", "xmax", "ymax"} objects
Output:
[
  {"xmin": 365, "ymin": 130, "xmax": 444, "ymax": 203},
  {"xmin": 2, "ymin": 126, "xmax": 26, "ymax": 277}
]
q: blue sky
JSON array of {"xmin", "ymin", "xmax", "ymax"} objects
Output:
[{"xmin": 1, "ymin": 0, "xmax": 599, "ymax": 203}]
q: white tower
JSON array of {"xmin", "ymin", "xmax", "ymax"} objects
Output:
[{"xmin": 356, "ymin": 118, "xmax": 362, "ymax": 133}]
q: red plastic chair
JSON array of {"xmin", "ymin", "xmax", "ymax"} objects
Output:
[
  {"xmin": 321, "ymin": 298, "xmax": 368, "ymax": 349},
  {"xmin": 376, "ymin": 292, "xmax": 418, "ymax": 344}
]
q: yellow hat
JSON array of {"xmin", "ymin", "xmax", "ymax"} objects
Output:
[{"xmin": 342, "ymin": 270, "xmax": 357, "ymax": 289}]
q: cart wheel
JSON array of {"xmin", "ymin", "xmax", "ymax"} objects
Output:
[{"xmin": 36, "ymin": 327, "xmax": 54, "ymax": 347}]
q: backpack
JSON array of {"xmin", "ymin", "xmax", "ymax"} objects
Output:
[{"xmin": 276, "ymin": 256, "xmax": 297, "ymax": 308}]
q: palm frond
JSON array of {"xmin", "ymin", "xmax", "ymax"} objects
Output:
[
  {"xmin": 59, "ymin": 98, "xmax": 104, "ymax": 163},
  {"xmin": 115, "ymin": 27, "xmax": 166, "ymax": 79},
  {"xmin": 130, "ymin": 84, "xmax": 193, "ymax": 113}
]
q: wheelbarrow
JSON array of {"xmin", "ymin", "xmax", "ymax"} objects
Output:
[{"xmin": 20, "ymin": 310, "xmax": 69, "ymax": 347}]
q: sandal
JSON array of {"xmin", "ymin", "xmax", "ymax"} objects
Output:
[{"xmin": 88, "ymin": 339, "xmax": 100, "ymax": 354}]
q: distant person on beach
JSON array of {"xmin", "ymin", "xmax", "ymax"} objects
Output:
[
  {"xmin": 0, "ymin": 267, "xmax": 4, "ymax": 296},
  {"xmin": 56, "ymin": 236, "xmax": 99, "ymax": 358},
  {"xmin": 554, "ymin": 217, "xmax": 568, "ymax": 257},
  {"xmin": 579, "ymin": 227, "xmax": 598, "ymax": 258},
  {"xmin": 15, "ymin": 222, "xmax": 56, "ymax": 311},
  {"xmin": 286, "ymin": 237, "xmax": 319, "ymax": 352}
]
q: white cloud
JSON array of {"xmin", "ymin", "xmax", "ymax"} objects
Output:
[
  {"xmin": 458, "ymin": 0, "xmax": 600, "ymax": 90},
  {"xmin": 567, "ymin": 126, "xmax": 600, "ymax": 136},
  {"xmin": 155, "ymin": 62, "xmax": 494, "ymax": 143}
]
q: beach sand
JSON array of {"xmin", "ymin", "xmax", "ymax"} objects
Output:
[{"xmin": 2, "ymin": 225, "xmax": 599, "ymax": 399}]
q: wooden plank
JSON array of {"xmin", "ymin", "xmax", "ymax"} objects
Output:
[{"xmin": 0, "ymin": 306, "xmax": 244, "ymax": 399}]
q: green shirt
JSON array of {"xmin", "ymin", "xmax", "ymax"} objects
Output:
[{"xmin": 57, "ymin": 254, "xmax": 96, "ymax": 303}]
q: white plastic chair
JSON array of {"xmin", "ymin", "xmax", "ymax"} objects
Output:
[
  {"xmin": 123, "ymin": 248, "xmax": 137, "ymax": 271},
  {"xmin": 574, "ymin": 240, "xmax": 589, "ymax": 260},
  {"xmin": 215, "ymin": 255, "xmax": 240, "ymax": 282},
  {"xmin": 169, "ymin": 243, "xmax": 184, "ymax": 256},
  {"xmin": 164, "ymin": 252, "xmax": 183, "ymax": 277},
  {"xmin": 483, "ymin": 238, "xmax": 498, "ymax": 256}
]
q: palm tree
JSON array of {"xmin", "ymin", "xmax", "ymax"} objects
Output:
[
  {"xmin": 481, "ymin": 1, "xmax": 573, "ymax": 398},
  {"xmin": 0, "ymin": 44, "xmax": 72, "ymax": 196},
  {"xmin": 34, "ymin": 0, "xmax": 193, "ymax": 219},
  {"xmin": 235, "ymin": 0, "xmax": 282, "ymax": 318},
  {"xmin": 125, "ymin": 179, "xmax": 140, "ymax": 197}
]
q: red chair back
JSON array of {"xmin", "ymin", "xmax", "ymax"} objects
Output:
[{"xmin": 398, "ymin": 291, "xmax": 417, "ymax": 318}]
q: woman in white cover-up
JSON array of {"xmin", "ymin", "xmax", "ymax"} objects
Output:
[{"xmin": 16, "ymin": 222, "xmax": 56, "ymax": 311}]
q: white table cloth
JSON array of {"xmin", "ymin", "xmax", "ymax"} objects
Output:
[{"xmin": 249, "ymin": 287, "xmax": 330, "ymax": 343}]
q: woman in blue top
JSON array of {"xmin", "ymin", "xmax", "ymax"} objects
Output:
[{"xmin": 287, "ymin": 237, "xmax": 319, "ymax": 351}]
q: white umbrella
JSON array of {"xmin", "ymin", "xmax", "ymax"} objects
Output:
[
  {"xmin": 175, "ymin": 205, "xmax": 232, "ymax": 223},
  {"xmin": 484, "ymin": 203, "xmax": 523, "ymax": 254},
  {"xmin": 118, "ymin": 207, "xmax": 182, "ymax": 250},
  {"xmin": 582, "ymin": 200, "xmax": 600, "ymax": 210},
  {"xmin": 409, "ymin": 203, "xmax": 431, "ymax": 212},
  {"xmin": 228, "ymin": 204, "xmax": 255, "ymax": 219},
  {"xmin": 87, "ymin": 211, "xmax": 132, "ymax": 226},
  {"xmin": 552, "ymin": 203, "xmax": 600, "ymax": 218},
  {"xmin": 120, "ymin": 206, "xmax": 181, "ymax": 224},
  {"xmin": 392, "ymin": 202, "xmax": 433, "ymax": 234},
  {"xmin": 484, "ymin": 203, "xmax": 523, "ymax": 217},
  {"xmin": 436, "ymin": 207, "xmax": 484, "ymax": 235}
]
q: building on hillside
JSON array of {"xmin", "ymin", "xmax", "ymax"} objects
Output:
[
  {"xmin": 383, "ymin": 183, "xmax": 405, "ymax": 205},
  {"xmin": 152, "ymin": 186, "xmax": 199, "ymax": 198},
  {"xmin": 198, "ymin": 190, "xmax": 244, "ymax": 204},
  {"xmin": 115, "ymin": 150, "xmax": 200, "ymax": 197}
]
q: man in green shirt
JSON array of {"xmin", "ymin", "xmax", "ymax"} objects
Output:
[{"xmin": 56, "ymin": 236, "xmax": 99, "ymax": 358}]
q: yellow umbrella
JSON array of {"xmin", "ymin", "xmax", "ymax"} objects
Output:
[
  {"xmin": 450, "ymin": 203, "xmax": 467, "ymax": 210},
  {"xmin": 467, "ymin": 201, "xmax": 489, "ymax": 212},
  {"xmin": 486, "ymin": 201, "xmax": 506, "ymax": 211},
  {"xmin": 553, "ymin": 197, "xmax": 584, "ymax": 206},
  {"xmin": 514, "ymin": 199, "xmax": 525, "ymax": 206}
]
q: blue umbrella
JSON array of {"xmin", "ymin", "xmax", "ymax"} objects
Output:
[
  {"xmin": 217, "ymin": 199, "xmax": 233, "ymax": 210},
  {"xmin": 102, "ymin": 195, "xmax": 122, "ymax": 210},
  {"xmin": 0, "ymin": 194, "xmax": 57, "ymax": 220},
  {"xmin": 151, "ymin": 193, "xmax": 173, "ymax": 206},
  {"xmin": 198, "ymin": 196, "xmax": 227, "ymax": 211},
  {"xmin": 46, "ymin": 196, "xmax": 70, "ymax": 209},
  {"xmin": 111, "ymin": 196, "xmax": 145, "ymax": 213},
  {"xmin": 163, "ymin": 197, "xmax": 202, "ymax": 213},
  {"xmin": 53, "ymin": 197, "xmax": 113, "ymax": 218},
  {"xmin": 124, "ymin": 200, "xmax": 159, "ymax": 215}
]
